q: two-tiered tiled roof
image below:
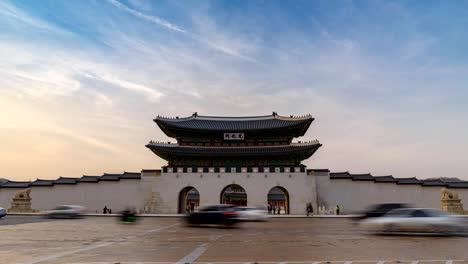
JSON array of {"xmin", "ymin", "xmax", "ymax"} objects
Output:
[{"xmin": 149, "ymin": 113, "xmax": 321, "ymax": 167}]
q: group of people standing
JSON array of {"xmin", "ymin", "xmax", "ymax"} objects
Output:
[
  {"xmin": 267, "ymin": 204, "xmax": 282, "ymax": 214},
  {"xmin": 185, "ymin": 203, "xmax": 195, "ymax": 214},
  {"xmin": 102, "ymin": 206, "xmax": 112, "ymax": 214}
]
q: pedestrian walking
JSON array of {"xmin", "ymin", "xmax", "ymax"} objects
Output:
[
  {"xmin": 103, "ymin": 206, "xmax": 108, "ymax": 214},
  {"xmin": 336, "ymin": 205, "xmax": 340, "ymax": 215},
  {"xmin": 267, "ymin": 204, "xmax": 272, "ymax": 214},
  {"xmin": 190, "ymin": 203, "xmax": 195, "ymax": 213},
  {"xmin": 277, "ymin": 205, "xmax": 281, "ymax": 215},
  {"xmin": 306, "ymin": 203, "xmax": 313, "ymax": 216},
  {"xmin": 272, "ymin": 204, "xmax": 276, "ymax": 215}
]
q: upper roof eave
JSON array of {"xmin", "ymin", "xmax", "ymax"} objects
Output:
[{"xmin": 154, "ymin": 113, "xmax": 314, "ymax": 137}]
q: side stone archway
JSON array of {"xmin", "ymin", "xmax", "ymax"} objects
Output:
[
  {"xmin": 267, "ymin": 186, "xmax": 290, "ymax": 214},
  {"xmin": 220, "ymin": 184, "xmax": 247, "ymax": 206},
  {"xmin": 178, "ymin": 186, "xmax": 200, "ymax": 214}
]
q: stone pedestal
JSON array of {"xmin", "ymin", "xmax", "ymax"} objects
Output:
[
  {"xmin": 8, "ymin": 188, "xmax": 36, "ymax": 213},
  {"xmin": 441, "ymin": 199, "xmax": 464, "ymax": 214},
  {"xmin": 441, "ymin": 188, "xmax": 464, "ymax": 214}
]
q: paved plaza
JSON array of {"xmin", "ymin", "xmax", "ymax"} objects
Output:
[{"xmin": 0, "ymin": 216, "xmax": 467, "ymax": 264}]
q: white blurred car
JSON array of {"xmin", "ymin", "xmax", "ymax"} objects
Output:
[
  {"xmin": 361, "ymin": 208, "xmax": 467, "ymax": 235},
  {"xmin": 0, "ymin": 207, "xmax": 7, "ymax": 218},
  {"xmin": 235, "ymin": 207, "xmax": 270, "ymax": 222},
  {"xmin": 45, "ymin": 205, "xmax": 86, "ymax": 219}
]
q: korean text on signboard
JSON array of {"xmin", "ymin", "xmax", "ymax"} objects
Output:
[{"xmin": 223, "ymin": 133, "xmax": 245, "ymax": 140}]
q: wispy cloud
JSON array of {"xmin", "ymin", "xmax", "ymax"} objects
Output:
[
  {"xmin": 0, "ymin": 1, "xmax": 71, "ymax": 35},
  {"xmin": 106, "ymin": 0, "xmax": 186, "ymax": 33},
  {"xmin": 105, "ymin": 0, "xmax": 257, "ymax": 62},
  {"xmin": 0, "ymin": 40, "xmax": 164, "ymax": 101},
  {"xmin": 86, "ymin": 72, "xmax": 164, "ymax": 101},
  {"xmin": 1, "ymin": 0, "xmax": 468, "ymax": 180}
]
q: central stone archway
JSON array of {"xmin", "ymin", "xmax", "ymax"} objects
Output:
[
  {"xmin": 178, "ymin": 186, "xmax": 199, "ymax": 214},
  {"xmin": 267, "ymin": 186, "xmax": 290, "ymax": 214},
  {"xmin": 220, "ymin": 184, "xmax": 247, "ymax": 206}
]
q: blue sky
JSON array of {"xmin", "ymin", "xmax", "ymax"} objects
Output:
[{"xmin": 1, "ymin": 0, "xmax": 467, "ymax": 180}]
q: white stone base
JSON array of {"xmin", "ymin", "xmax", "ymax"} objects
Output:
[{"xmin": 152, "ymin": 170, "xmax": 317, "ymax": 214}]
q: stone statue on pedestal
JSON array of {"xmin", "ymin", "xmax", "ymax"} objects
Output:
[
  {"xmin": 441, "ymin": 188, "xmax": 464, "ymax": 214},
  {"xmin": 9, "ymin": 188, "xmax": 35, "ymax": 213}
]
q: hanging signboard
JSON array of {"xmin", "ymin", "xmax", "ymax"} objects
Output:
[{"xmin": 223, "ymin": 133, "xmax": 245, "ymax": 140}]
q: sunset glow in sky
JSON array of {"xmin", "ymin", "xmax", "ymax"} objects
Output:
[{"xmin": 1, "ymin": 0, "xmax": 468, "ymax": 180}]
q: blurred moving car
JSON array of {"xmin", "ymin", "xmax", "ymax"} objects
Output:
[
  {"xmin": 186, "ymin": 205, "xmax": 239, "ymax": 227},
  {"xmin": 355, "ymin": 203, "xmax": 410, "ymax": 221},
  {"xmin": 45, "ymin": 205, "xmax": 86, "ymax": 219},
  {"xmin": 235, "ymin": 207, "xmax": 269, "ymax": 222},
  {"xmin": 0, "ymin": 207, "xmax": 7, "ymax": 218},
  {"xmin": 361, "ymin": 208, "xmax": 467, "ymax": 235}
]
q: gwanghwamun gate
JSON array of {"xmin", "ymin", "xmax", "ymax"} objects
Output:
[{"xmin": 1, "ymin": 112, "xmax": 468, "ymax": 214}]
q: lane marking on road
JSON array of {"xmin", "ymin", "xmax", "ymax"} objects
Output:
[
  {"xmin": 209, "ymin": 234, "xmax": 224, "ymax": 241},
  {"xmin": 23, "ymin": 223, "xmax": 180, "ymax": 264},
  {"xmin": 176, "ymin": 243, "xmax": 209, "ymax": 264},
  {"xmin": 23, "ymin": 242, "xmax": 114, "ymax": 264},
  {"xmin": 147, "ymin": 223, "xmax": 181, "ymax": 233}
]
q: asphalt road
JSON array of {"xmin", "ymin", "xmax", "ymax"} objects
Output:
[
  {"xmin": 0, "ymin": 215, "xmax": 60, "ymax": 225},
  {"xmin": 0, "ymin": 216, "xmax": 467, "ymax": 263}
]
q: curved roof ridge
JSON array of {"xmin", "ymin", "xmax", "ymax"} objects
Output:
[
  {"xmin": 3, "ymin": 180, "xmax": 31, "ymax": 183},
  {"xmin": 155, "ymin": 112, "xmax": 313, "ymax": 122}
]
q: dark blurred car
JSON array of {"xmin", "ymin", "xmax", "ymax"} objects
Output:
[
  {"xmin": 44, "ymin": 205, "xmax": 86, "ymax": 219},
  {"xmin": 0, "ymin": 207, "xmax": 7, "ymax": 218},
  {"xmin": 186, "ymin": 205, "xmax": 240, "ymax": 227},
  {"xmin": 355, "ymin": 203, "xmax": 410, "ymax": 221}
]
